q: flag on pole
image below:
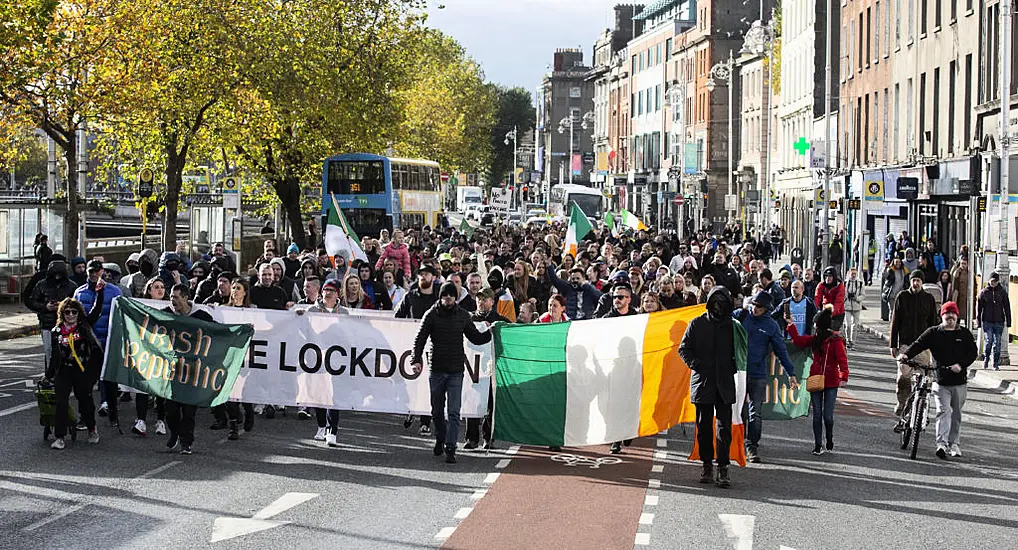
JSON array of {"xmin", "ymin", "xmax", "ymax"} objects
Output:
[
  {"xmin": 325, "ymin": 194, "xmax": 367, "ymax": 263},
  {"xmin": 459, "ymin": 218, "xmax": 475, "ymax": 238},
  {"xmin": 620, "ymin": 209, "xmax": 648, "ymax": 231},
  {"xmin": 564, "ymin": 202, "xmax": 593, "ymax": 258}
]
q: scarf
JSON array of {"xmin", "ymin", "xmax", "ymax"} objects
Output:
[{"xmin": 60, "ymin": 323, "xmax": 85, "ymax": 372}]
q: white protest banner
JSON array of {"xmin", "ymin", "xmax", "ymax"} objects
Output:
[{"xmin": 133, "ymin": 301, "xmax": 493, "ymax": 417}]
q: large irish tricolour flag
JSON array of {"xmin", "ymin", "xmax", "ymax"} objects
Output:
[{"xmin": 492, "ymin": 306, "xmax": 748, "ymax": 466}]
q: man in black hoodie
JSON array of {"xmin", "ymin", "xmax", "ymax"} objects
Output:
[
  {"xmin": 679, "ymin": 287, "xmax": 737, "ymax": 488},
  {"xmin": 397, "ymin": 265, "xmax": 440, "ymax": 434},
  {"xmin": 195, "ymin": 256, "xmax": 234, "ymax": 304},
  {"xmin": 27, "ymin": 258, "xmax": 77, "ymax": 374},
  {"xmin": 412, "ymin": 282, "xmax": 493, "ymax": 464}
]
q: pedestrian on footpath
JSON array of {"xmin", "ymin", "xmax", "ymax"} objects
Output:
[
  {"xmin": 889, "ymin": 271, "xmax": 939, "ymax": 425},
  {"xmin": 679, "ymin": 287, "xmax": 737, "ymax": 488},
  {"xmin": 735, "ymin": 291, "xmax": 799, "ymax": 463},
  {"xmin": 881, "ymin": 257, "xmax": 908, "ymax": 322},
  {"xmin": 411, "ymin": 282, "xmax": 493, "ymax": 464},
  {"xmin": 46, "ymin": 296, "xmax": 105, "ymax": 449},
  {"xmin": 162, "ymin": 284, "xmax": 215, "ymax": 455},
  {"xmin": 975, "ymin": 271, "xmax": 1011, "ymax": 371},
  {"xmin": 950, "ymin": 257, "xmax": 971, "ymax": 325},
  {"xmin": 843, "ymin": 267, "xmax": 865, "ymax": 349},
  {"xmin": 785, "ymin": 306, "xmax": 849, "ymax": 455},
  {"xmin": 898, "ymin": 302, "xmax": 977, "ymax": 459}
]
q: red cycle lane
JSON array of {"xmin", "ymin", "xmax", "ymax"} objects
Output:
[{"xmin": 442, "ymin": 439, "xmax": 654, "ymax": 550}]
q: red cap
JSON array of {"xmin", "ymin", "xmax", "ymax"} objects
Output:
[{"xmin": 940, "ymin": 301, "xmax": 960, "ymax": 317}]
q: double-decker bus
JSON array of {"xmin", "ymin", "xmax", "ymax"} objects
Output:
[
  {"xmin": 321, "ymin": 153, "xmax": 444, "ymax": 238},
  {"xmin": 548, "ymin": 183, "xmax": 604, "ymax": 221}
]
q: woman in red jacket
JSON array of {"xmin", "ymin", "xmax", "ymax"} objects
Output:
[{"xmin": 786, "ymin": 305, "xmax": 849, "ymax": 456}]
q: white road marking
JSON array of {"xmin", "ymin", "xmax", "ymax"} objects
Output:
[
  {"xmin": 453, "ymin": 507, "xmax": 473, "ymax": 520},
  {"xmin": 779, "ymin": 546, "xmax": 798, "ymax": 550},
  {"xmin": 137, "ymin": 461, "xmax": 181, "ymax": 480},
  {"xmin": 648, "ymin": 479, "xmax": 661, "ymax": 489},
  {"xmin": 506, "ymin": 445, "xmax": 521, "ymax": 455},
  {"xmin": 644, "ymin": 495, "xmax": 659, "ymax": 506},
  {"xmin": 635, "ymin": 533, "xmax": 651, "ymax": 545},
  {"xmin": 656, "ymin": 438, "xmax": 668, "ymax": 448},
  {"xmin": 210, "ymin": 492, "xmax": 319, "ymax": 542},
  {"xmin": 654, "ymin": 450, "xmax": 668, "ymax": 460},
  {"xmin": 651, "ymin": 464, "xmax": 664, "ymax": 473},
  {"xmin": 639, "ymin": 513, "xmax": 654, "ymax": 525},
  {"xmin": 470, "ymin": 489, "xmax": 488, "ymax": 499},
  {"xmin": 435, "ymin": 526, "xmax": 456, "ymax": 539},
  {"xmin": 0, "ymin": 402, "xmax": 36, "ymax": 417},
  {"xmin": 495, "ymin": 459, "xmax": 511, "ymax": 469},
  {"xmin": 0, "ymin": 379, "xmax": 33, "ymax": 388},
  {"xmin": 718, "ymin": 514, "xmax": 755, "ymax": 550},
  {"xmin": 483, "ymin": 472, "xmax": 500, "ymax": 484},
  {"xmin": 22, "ymin": 502, "xmax": 90, "ymax": 531}
]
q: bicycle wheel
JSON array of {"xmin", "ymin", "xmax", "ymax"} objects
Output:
[
  {"xmin": 909, "ymin": 395, "xmax": 925, "ymax": 460},
  {"xmin": 900, "ymin": 424, "xmax": 912, "ymax": 450}
]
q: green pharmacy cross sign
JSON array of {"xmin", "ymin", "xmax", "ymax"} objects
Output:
[{"xmin": 793, "ymin": 137, "xmax": 810, "ymax": 156}]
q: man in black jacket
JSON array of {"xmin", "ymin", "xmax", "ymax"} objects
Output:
[
  {"xmin": 250, "ymin": 263, "xmax": 289, "ymax": 311},
  {"xmin": 398, "ymin": 265, "xmax": 440, "ymax": 434},
  {"xmin": 890, "ymin": 271, "xmax": 939, "ymax": 420},
  {"xmin": 898, "ymin": 301, "xmax": 977, "ymax": 459},
  {"xmin": 27, "ymin": 259, "xmax": 78, "ymax": 374},
  {"xmin": 707, "ymin": 252, "xmax": 742, "ymax": 300},
  {"xmin": 163, "ymin": 284, "xmax": 215, "ymax": 455},
  {"xmin": 464, "ymin": 288, "xmax": 508, "ymax": 449},
  {"xmin": 412, "ymin": 282, "xmax": 493, "ymax": 464},
  {"xmin": 679, "ymin": 287, "xmax": 737, "ymax": 488}
]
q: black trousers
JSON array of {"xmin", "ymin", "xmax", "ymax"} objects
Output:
[
  {"xmin": 315, "ymin": 407, "xmax": 339, "ymax": 435},
  {"xmin": 101, "ymin": 380, "xmax": 120, "ymax": 422},
  {"xmin": 166, "ymin": 401, "xmax": 198, "ymax": 447},
  {"xmin": 135, "ymin": 394, "xmax": 166, "ymax": 421},
  {"xmin": 465, "ymin": 385, "xmax": 494, "ymax": 444},
  {"xmin": 53, "ymin": 372, "xmax": 96, "ymax": 438},
  {"xmin": 695, "ymin": 402, "xmax": 733, "ymax": 466},
  {"xmin": 213, "ymin": 402, "xmax": 254, "ymax": 424}
]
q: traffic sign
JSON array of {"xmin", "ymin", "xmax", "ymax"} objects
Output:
[
  {"xmin": 673, "ymin": 195, "xmax": 684, "ymax": 205},
  {"xmin": 138, "ymin": 168, "xmax": 154, "ymax": 198},
  {"xmin": 441, "ymin": 172, "xmax": 450, "ymax": 183},
  {"xmin": 222, "ymin": 177, "xmax": 240, "ymax": 209}
]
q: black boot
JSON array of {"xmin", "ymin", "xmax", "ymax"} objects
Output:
[
  {"xmin": 227, "ymin": 421, "xmax": 239, "ymax": 441},
  {"xmin": 609, "ymin": 441, "xmax": 622, "ymax": 454},
  {"xmin": 445, "ymin": 450, "xmax": 457, "ymax": 464},
  {"xmin": 699, "ymin": 464, "xmax": 713, "ymax": 484},
  {"xmin": 433, "ymin": 440, "xmax": 445, "ymax": 456},
  {"xmin": 715, "ymin": 465, "xmax": 731, "ymax": 488}
]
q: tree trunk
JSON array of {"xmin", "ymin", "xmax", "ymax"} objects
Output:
[
  {"xmin": 274, "ymin": 175, "xmax": 307, "ymax": 250},
  {"xmin": 62, "ymin": 143, "xmax": 79, "ymax": 257},
  {"xmin": 162, "ymin": 148, "xmax": 186, "ymax": 252}
]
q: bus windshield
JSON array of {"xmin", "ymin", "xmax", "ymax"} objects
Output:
[
  {"xmin": 570, "ymin": 193, "xmax": 602, "ymax": 218},
  {"xmin": 327, "ymin": 160, "xmax": 385, "ymax": 195}
]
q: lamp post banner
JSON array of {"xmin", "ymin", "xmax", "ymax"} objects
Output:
[{"xmin": 104, "ymin": 299, "xmax": 493, "ymax": 416}]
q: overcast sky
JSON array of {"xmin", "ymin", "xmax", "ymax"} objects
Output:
[{"xmin": 424, "ymin": 0, "xmax": 622, "ymax": 93}]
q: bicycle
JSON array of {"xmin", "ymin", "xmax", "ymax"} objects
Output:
[{"xmin": 897, "ymin": 358, "xmax": 936, "ymax": 460}]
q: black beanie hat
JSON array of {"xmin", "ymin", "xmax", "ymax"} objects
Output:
[{"xmin": 439, "ymin": 281, "xmax": 459, "ymax": 299}]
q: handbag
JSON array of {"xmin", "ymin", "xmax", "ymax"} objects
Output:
[{"xmin": 805, "ymin": 339, "xmax": 828, "ymax": 392}]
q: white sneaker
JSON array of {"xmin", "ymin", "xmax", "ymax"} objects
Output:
[
  {"xmin": 155, "ymin": 420, "xmax": 167, "ymax": 435},
  {"xmin": 325, "ymin": 433, "xmax": 338, "ymax": 447},
  {"xmin": 949, "ymin": 443, "xmax": 962, "ymax": 457},
  {"xmin": 87, "ymin": 430, "xmax": 100, "ymax": 444},
  {"xmin": 51, "ymin": 437, "xmax": 66, "ymax": 450},
  {"xmin": 132, "ymin": 419, "xmax": 147, "ymax": 437},
  {"xmin": 313, "ymin": 427, "xmax": 327, "ymax": 441}
]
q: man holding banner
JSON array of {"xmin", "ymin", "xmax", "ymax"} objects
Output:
[
  {"xmin": 163, "ymin": 285, "xmax": 216, "ymax": 455},
  {"xmin": 412, "ymin": 282, "xmax": 493, "ymax": 464}
]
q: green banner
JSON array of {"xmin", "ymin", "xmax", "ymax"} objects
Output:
[
  {"xmin": 762, "ymin": 341, "xmax": 813, "ymax": 420},
  {"xmin": 104, "ymin": 298, "xmax": 254, "ymax": 408}
]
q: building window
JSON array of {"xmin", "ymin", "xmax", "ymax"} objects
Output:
[
  {"xmin": 858, "ymin": 15, "xmax": 864, "ymax": 69},
  {"xmin": 665, "ymin": 38, "xmax": 672, "ymax": 61},
  {"xmin": 950, "ymin": 0, "xmax": 956, "ymax": 21},
  {"xmin": 908, "ymin": 0, "xmax": 914, "ymax": 41},
  {"xmin": 894, "ymin": 84, "xmax": 900, "ymax": 160},
  {"xmin": 632, "ymin": 55, "xmax": 637, "ymax": 74},
  {"xmin": 885, "ymin": 0, "xmax": 891, "ymax": 55},
  {"xmin": 866, "ymin": 8, "xmax": 872, "ymax": 64},
  {"xmin": 656, "ymin": 84, "xmax": 661, "ymax": 111},
  {"xmin": 895, "ymin": 0, "xmax": 901, "ymax": 48},
  {"xmin": 883, "ymin": 88, "xmax": 890, "ymax": 160},
  {"xmin": 906, "ymin": 78, "xmax": 913, "ymax": 153},
  {"xmin": 875, "ymin": 3, "xmax": 880, "ymax": 61},
  {"xmin": 948, "ymin": 61, "xmax": 956, "ymax": 153},
  {"xmin": 935, "ymin": 0, "xmax": 942, "ymax": 27},
  {"xmin": 932, "ymin": 68, "xmax": 940, "ymax": 154},
  {"xmin": 964, "ymin": 54, "xmax": 972, "ymax": 148},
  {"xmin": 921, "ymin": 0, "xmax": 927, "ymax": 35},
  {"xmin": 919, "ymin": 72, "xmax": 926, "ymax": 155}
]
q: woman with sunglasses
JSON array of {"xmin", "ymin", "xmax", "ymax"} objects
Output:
[{"xmin": 46, "ymin": 293, "xmax": 105, "ymax": 449}]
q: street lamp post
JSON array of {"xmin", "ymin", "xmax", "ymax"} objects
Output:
[
  {"xmin": 505, "ymin": 126, "xmax": 518, "ymax": 208},
  {"xmin": 558, "ymin": 111, "xmax": 595, "ymax": 186},
  {"xmin": 706, "ymin": 50, "xmax": 736, "ymax": 223},
  {"xmin": 996, "ymin": 0, "xmax": 1012, "ymax": 365},
  {"xmin": 741, "ymin": 18, "xmax": 775, "ymax": 233}
]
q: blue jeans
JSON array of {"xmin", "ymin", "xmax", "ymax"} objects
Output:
[
  {"xmin": 810, "ymin": 387, "xmax": 838, "ymax": 447},
  {"xmin": 983, "ymin": 322, "xmax": 1005, "ymax": 369},
  {"xmin": 430, "ymin": 372, "xmax": 464, "ymax": 452},
  {"xmin": 744, "ymin": 377, "xmax": 768, "ymax": 450}
]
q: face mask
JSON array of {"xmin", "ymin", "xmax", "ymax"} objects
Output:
[{"xmin": 708, "ymin": 302, "xmax": 726, "ymax": 320}]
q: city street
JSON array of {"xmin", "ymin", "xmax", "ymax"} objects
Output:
[{"xmin": 2, "ymin": 330, "xmax": 1015, "ymax": 550}]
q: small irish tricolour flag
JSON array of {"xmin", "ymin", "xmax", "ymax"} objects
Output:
[
  {"xmin": 563, "ymin": 202, "xmax": 593, "ymax": 258},
  {"xmin": 325, "ymin": 194, "xmax": 367, "ymax": 262},
  {"xmin": 620, "ymin": 209, "xmax": 648, "ymax": 231}
]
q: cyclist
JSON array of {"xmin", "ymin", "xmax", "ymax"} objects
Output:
[{"xmin": 896, "ymin": 302, "xmax": 977, "ymax": 459}]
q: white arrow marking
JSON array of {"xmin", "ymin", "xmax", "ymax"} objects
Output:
[
  {"xmin": 0, "ymin": 379, "xmax": 33, "ymax": 388},
  {"xmin": 779, "ymin": 546, "xmax": 798, "ymax": 550},
  {"xmin": 211, "ymin": 492, "xmax": 319, "ymax": 543},
  {"xmin": 718, "ymin": 514, "xmax": 755, "ymax": 550}
]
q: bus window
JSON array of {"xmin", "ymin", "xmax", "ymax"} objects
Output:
[
  {"xmin": 327, "ymin": 160, "xmax": 385, "ymax": 195},
  {"xmin": 392, "ymin": 164, "xmax": 404, "ymax": 190}
]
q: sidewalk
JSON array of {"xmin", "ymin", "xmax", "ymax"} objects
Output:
[
  {"xmin": 855, "ymin": 288, "xmax": 1018, "ymax": 399},
  {"xmin": 0, "ymin": 301, "xmax": 39, "ymax": 340}
]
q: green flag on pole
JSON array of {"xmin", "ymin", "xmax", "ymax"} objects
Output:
[
  {"xmin": 459, "ymin": 218, "xmax": 475, "ymax": 238},
  {"xmin": 564, "ymin": 202, "xmax": 593, "ymax": 257},
  {"xmin": 104, "ymin": 298, "xmax": 254, "ymax": 408}
]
